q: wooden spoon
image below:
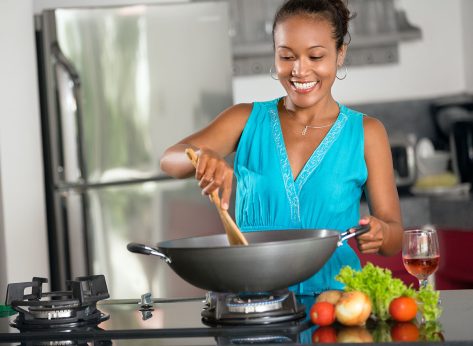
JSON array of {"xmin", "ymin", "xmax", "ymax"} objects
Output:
[{"xmin": 185, "ymin": 148, "xmax": 248, "ymax": 246}]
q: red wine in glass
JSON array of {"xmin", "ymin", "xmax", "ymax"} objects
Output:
[
  {"xmin": 403, "ymin": 256, "xmax": 440, "ymax": 280},
  {"xmin": 402, "ymin": 229, "xmax": 440, "ymax": 289}
]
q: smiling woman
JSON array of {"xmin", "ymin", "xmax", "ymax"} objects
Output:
[{"xmin": 160, "ymin": 0, "xmax": 403, "ymax": 295}]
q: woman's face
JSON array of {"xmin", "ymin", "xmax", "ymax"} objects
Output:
[{"xmin": 273, "ymin": 15, "xmax": 346, "ymax": 109}]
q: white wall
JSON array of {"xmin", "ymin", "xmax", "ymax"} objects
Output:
[
  {"xmin": 0, "ymin": 163, "xmax": 7, "ymax": 297},
  {"xmin": 233, "ymin": 0, "xmax": 468, "ymax": 105},
  {"xmin": 0, "ymin": 1, "xmax": 49, "ymax": 293},
  {"xmin": 462, "ymin": 0, "xmax": 473, "ymax": 93}
]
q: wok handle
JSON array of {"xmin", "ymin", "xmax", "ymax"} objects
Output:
[
  {"xmin": 338, "ymin": 224, "xmax": 371, "ymax": 246},
  {"xmin": 127, "ymin": 243, "xmax": 172, "ymax": 264}
]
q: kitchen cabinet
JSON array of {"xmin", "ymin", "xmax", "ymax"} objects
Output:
[
  {"xmin": 230, "ymin": 0, "xmax": 422, "ymax": 75},
  {"xmin": 435, "ymin": 228, "xmax": 473, "ymax": 290}
]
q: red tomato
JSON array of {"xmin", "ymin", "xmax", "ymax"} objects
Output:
[
  {"xmin": 310, "ymin": 302, "xmax": 336, "ymax": 326},
  {"xmin": 389, "ymin": 296, "xmax": 418, "ymax": 322},
  {"xmin": 391, "ymin": 322, "xmax": 420, "ymax": 342},
  {"xmin": 312, "ymin": 326, "xmax": 337, "ymax": 343}
]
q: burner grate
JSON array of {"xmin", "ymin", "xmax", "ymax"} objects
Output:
[
  {"xmin": 202, "ymin": 290, "xmax": 306, "ymax": 325},
  {"xmin": 226, "ymin": 293, "xmax": 287, "ymax": 313},
  {"xmin": 5, "ymin": 275, "xmax": 110, "ymax": 330}
]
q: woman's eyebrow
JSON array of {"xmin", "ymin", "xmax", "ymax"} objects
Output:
[{"xmin": 277, "ymin": 45, "xmax": 325, "ymax": 49}]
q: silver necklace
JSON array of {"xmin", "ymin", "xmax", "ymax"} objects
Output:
[{"xmin": 283, "ymin": 97, "xmax": 335, "ymax": 136}]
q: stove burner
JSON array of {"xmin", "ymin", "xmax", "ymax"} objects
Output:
[
  {"xmin": 226, "ymin": 293, "xmax": 286, "ymax": 313},
  {"xmin": 202, "ymin": 290, "xmax": 306, "ymax": 325},
  {"xmin": 5, "ymin": 275, "xmax": 110, "ymax": 331}
]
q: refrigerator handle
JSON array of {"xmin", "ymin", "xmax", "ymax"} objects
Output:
[{"xmin": 51, "ymin": 42, "xmax": 88, "ymax": 182}]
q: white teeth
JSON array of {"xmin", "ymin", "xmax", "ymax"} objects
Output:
[{"xmin": 293, "ymin": 81, "xmax": 317, "ymax": 90}]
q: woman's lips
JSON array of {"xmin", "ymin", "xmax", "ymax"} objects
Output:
[{"xmin": 290, "ymin": 80, "xmax": 319, "ymax": 94}]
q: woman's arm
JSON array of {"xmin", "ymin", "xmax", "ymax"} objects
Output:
[
  {"xmin": 159, "ymin": 103, "xmax": 253, "ymax": 208},
  {"xmin": 355, "ymin": 116, "xmax": 404, "ymax": 256}
]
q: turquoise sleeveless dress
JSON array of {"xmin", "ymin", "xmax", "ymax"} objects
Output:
[{"xmin": 234, "ymin": 97, "xmax": 368, "ymax": 295}]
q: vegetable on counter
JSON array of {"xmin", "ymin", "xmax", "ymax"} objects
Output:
[
  {"xmin": 336, "ymin": 262, "xmax": 442, "ymax": 322},
  {"xmin": 315, "ymin": 290, "xmax": 342, "ymax": 305},
  {"xmin": 389, "ymin": 296, "xmax": 418, "ymax": 322},
  {"xmin": 309, "ymin": 302, "xmax": 336, "ymax": 326},
  {"xmin": 335, "ymin": 291, "xmax": 372, "ymax": 326}
]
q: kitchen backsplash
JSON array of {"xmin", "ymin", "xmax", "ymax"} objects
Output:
[{"xmin": 349, "ymin": 93, "xmax": 473, "ymax": 150}]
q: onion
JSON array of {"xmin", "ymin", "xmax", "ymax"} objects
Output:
[
  {"xmin": 335, "ymin": 291, "xmax": 372, "ymax": 326},
  {"xmin": 316, "ymin": 290, "xmax": 343, "ymax": 305}
]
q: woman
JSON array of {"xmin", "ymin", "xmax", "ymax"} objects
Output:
[{"xmin": 160, "ymin": 0, "xmax": 403, "ymax": 294}]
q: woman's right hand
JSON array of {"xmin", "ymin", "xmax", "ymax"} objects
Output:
[{"xmin": 194, "ymin": 147, "xmax": 234, "ymax": 210}]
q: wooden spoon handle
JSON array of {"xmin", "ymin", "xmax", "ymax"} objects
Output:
[{"xmin": 184, "ymin": 148, "xmax": 248, "ymax": 246}]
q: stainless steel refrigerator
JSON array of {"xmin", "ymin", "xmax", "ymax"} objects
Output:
[{"xmin": 35, "ymin": 1, "xmax": 234, "ymax": 299}]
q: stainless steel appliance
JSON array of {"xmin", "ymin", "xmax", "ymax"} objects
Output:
[
  {"xmin": 35, "ymin": 1, "xmax": 234, "ymax": 299},
  {"xmin": 431, "ymin": 95, "xmax": 473, "ymax": 188},
  {"xmin": 450, "ymin": 120, "xmax": 473, "ymax": 188},
  {"xmin": 0, "ymin": 276, "xmax": 313, "ymax": 344},
  {"xmin": 389, "ymin": 133, "xmax": 417, "ymax": 187}
]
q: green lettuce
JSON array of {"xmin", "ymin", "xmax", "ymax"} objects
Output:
[
  {"xmin": 336, "ymin": 262, "xmax": 441, "ymax": 322},
  {"xmin": 417, "ymin": 285, "xmax": 442, "ymax": 322}
]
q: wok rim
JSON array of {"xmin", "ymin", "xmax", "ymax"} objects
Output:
[{"xmin": 157, "ymin": 229, "xmax": 341, "ymax": 250}]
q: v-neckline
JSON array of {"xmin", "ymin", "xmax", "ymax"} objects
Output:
[{"xmin": 270, "ymin": 98, "xmax": 348, "ymax": 193}]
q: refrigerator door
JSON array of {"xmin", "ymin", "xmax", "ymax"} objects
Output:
[
  {"xmin": 38, "ymin": 2, "xmax": 234, "ymax": 296},
  {"xmin": 43, "ymin": 1, "xmax": 233, "ymax": 186},
  {"xmin": 64, "ymin": 180, "xmax": 224, "ymax": 299}
]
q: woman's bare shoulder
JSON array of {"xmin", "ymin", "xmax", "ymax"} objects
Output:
[
  {"xmin": 203, "ymin": 102, "xmax": 255, "ymax": 136},
  {"xmin": 362, "ymin": 114, "xmax": 389, "ymax": 147},
  {"xmin": 217, "ymin": 102, "xmax": 254, "ymax": 122}
]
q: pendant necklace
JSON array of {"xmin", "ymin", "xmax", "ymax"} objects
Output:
[{"xmin": 283, "ymin": 97, "xmax": 335, "ymax": 136}]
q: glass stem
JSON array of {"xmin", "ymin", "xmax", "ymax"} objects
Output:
[{"xmin": 419, "ymin": 279, "xmax": 428, "ymax": 289}]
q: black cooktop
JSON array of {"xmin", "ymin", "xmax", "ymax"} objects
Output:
[
  {"xmin": 0, "ymin": 296, "xmax": 313, "ymax": 345},
  {"xmin": 1, "ymin": 290, "xmax": 473, "ymax": 345}
]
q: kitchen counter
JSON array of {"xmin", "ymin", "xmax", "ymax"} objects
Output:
[{"xmin": 0, "ymin": 289, "xmax": 472, "ymax": 345}]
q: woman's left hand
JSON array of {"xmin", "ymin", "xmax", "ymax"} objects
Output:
[{"xmin": 353, "ymin": 216, "xmax": 388, "ymax": 254}]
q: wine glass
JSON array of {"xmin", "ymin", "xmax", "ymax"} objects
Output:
[{"xmin": 402, "ymin": 228, "xmax": 440, "ymax": 289}]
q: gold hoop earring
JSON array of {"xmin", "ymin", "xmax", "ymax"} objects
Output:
[
  {"xmin": 270, "ymin": 66, "xmax": 279, "ymax": 80},
  {"xmin": 336, "ymin": 65, "xmax": 348, "ymax": 80}
]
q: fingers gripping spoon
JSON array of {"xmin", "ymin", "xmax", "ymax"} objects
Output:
[{"xmin": 185, "ymin": 148, "xmax": 249, "ymax": 246}]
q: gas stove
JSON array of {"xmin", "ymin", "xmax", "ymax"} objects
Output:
[
  {"xmin": 5, "ymin": 275, "xmax": 109, "ymax": 331},
  {"xmin": 202, "ymin": 290, "xmax": 306, "ymax": 325},
  {"xmin": 0, "ymin": 276, "xmax": 313, "ymax": 345},
  {"xmin": 4, "ymin": 277, "xmax": 470, "ymax": 345}
]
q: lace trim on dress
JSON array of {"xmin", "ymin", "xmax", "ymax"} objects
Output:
[
  {"xmin": 295, "ymin": 109, "xmax": 348, "ymax": 193},
  {"xmin": 269, "ymin": 102, "xmax": 301, "ymax": 224}
]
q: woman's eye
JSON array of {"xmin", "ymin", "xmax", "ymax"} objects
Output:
[
  {"xmin": 310, "ymin": 56, "xmax": 323, "ymax": 60},
  {"xmin": 279, "ymin": 56, "xmax": 294, "ymax": 60}
]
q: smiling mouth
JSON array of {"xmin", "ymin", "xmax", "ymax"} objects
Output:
[{"xmin": 291, "ymin": 81, "xmax": 319, "ymax": 91}]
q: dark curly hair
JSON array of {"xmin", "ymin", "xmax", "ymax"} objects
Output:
[{"xmin": 272, "ymin": 0, "xmax": 353, "ymax": 50}]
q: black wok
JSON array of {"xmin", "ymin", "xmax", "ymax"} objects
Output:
[{"xmin": 127, "ymin": 225, "xmax": 369, "ymax": 293}]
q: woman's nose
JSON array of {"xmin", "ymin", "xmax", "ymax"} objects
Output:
[{"xmin": 291, "ymin": 60, "xmax": 308, "ymax": 77}]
